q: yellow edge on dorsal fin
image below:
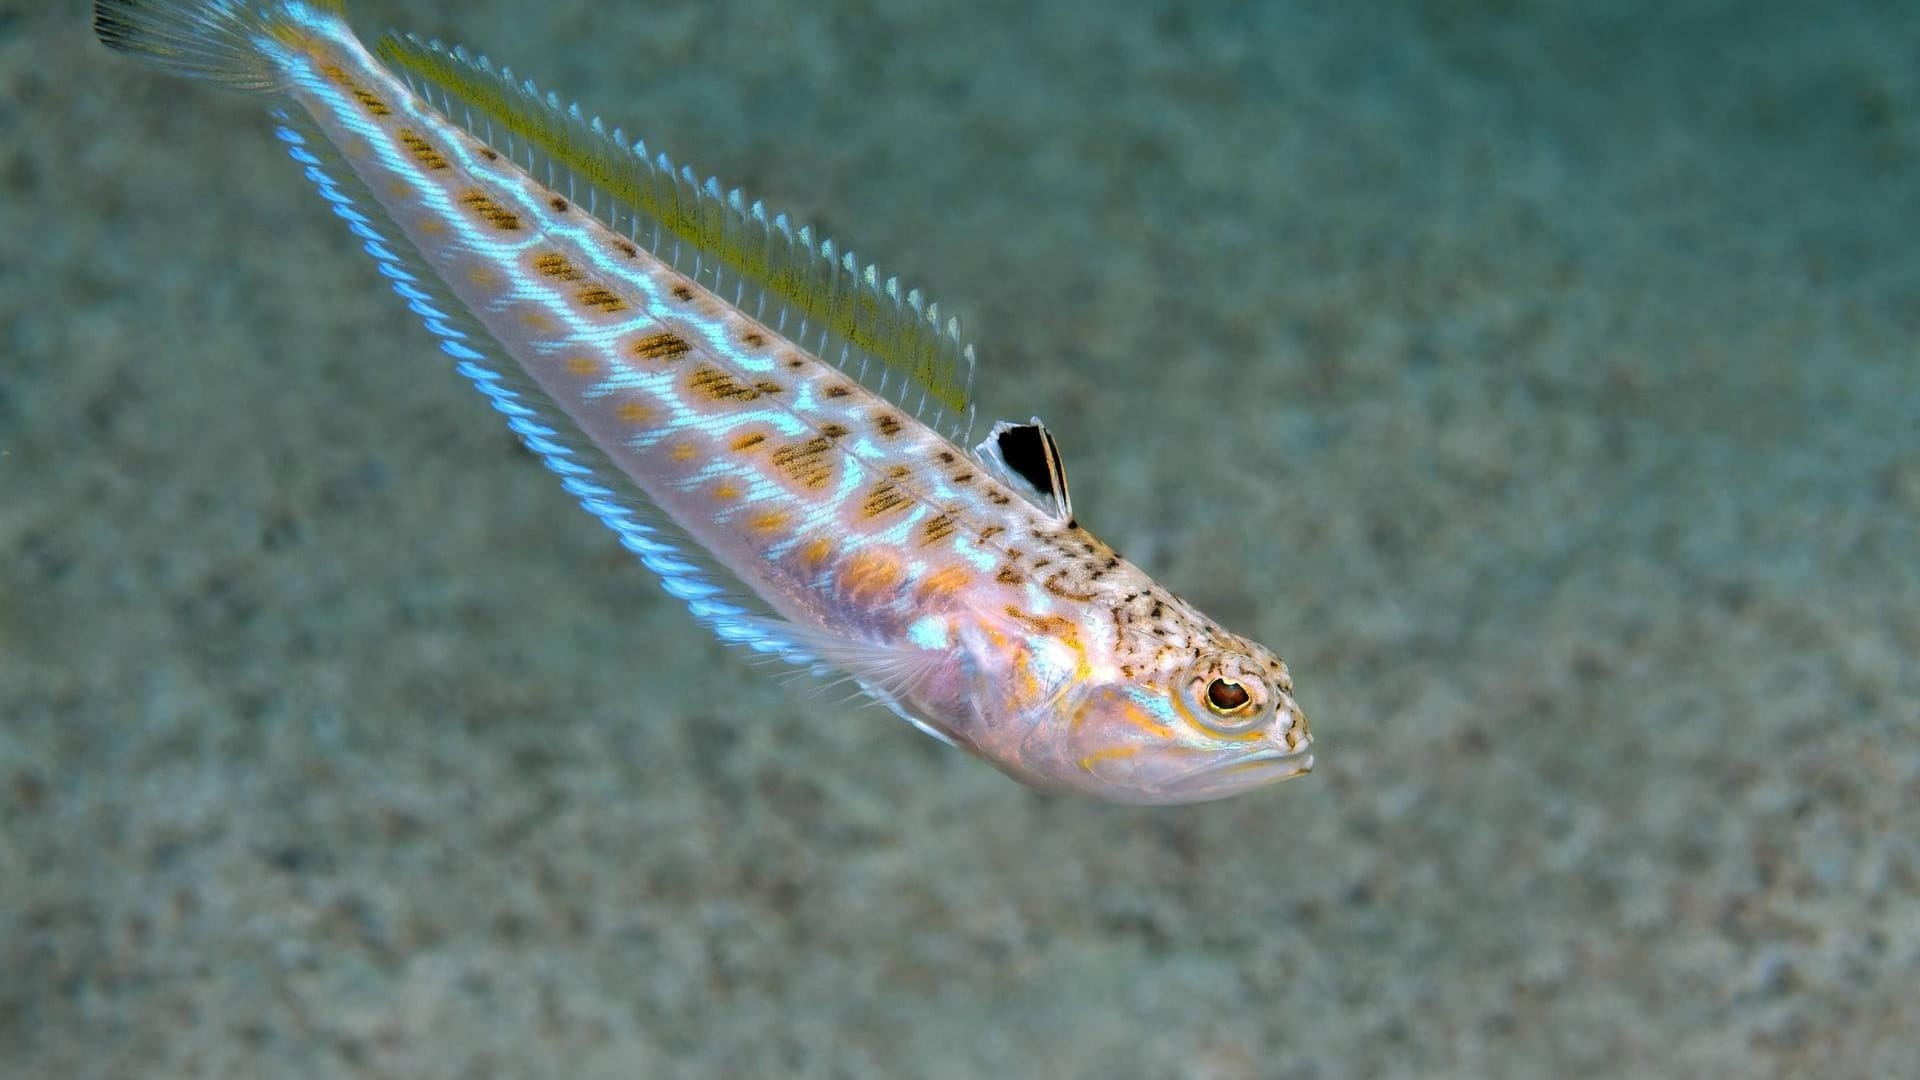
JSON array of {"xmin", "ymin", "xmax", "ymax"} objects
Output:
[{"xmin": 374, "ymin": 31, "xmax": 976, "ymax": 436}]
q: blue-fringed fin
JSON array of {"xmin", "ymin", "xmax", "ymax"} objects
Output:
[{"xmin": 266, "ymin": 106, "xmax": 824, "ymax": 670}]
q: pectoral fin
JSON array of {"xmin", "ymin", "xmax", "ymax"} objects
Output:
[{"xmin": 777, "ymin": 622, "xmax": 968, "ymax": 749}]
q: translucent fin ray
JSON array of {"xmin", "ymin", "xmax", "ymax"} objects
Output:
[
  {"xmin": 775, "ymin": 623, "xmax": 964, "ymax": 748},
  {"xmin": 93, "ymin": 0, "xmax": 347, "ymax": 93},
  {"xmin": 265, "ymin": 106, "xmax": 819, "ymax": 667},
  {"xmin": 375, "ymin": 32, "xmax": 978, "ymax": 444}
]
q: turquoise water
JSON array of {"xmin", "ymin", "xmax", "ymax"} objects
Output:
[{"xmin": 3, "ymin": 1, "xmax": 1915, "ymax": 1075}]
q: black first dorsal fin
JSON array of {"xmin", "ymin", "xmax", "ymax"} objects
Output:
[{"xmin": 975, "ymin": 418, "xmax": 1072, "ymax": 524}]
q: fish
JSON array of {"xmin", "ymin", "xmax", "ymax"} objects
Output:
[{"xmin": 94, "ymin": 0, "xmax": 1313, "ymax": 804}]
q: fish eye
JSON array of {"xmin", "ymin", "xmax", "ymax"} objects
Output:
[
  {"xmin": 1186, "ymin": 658, "xmax": 1271, "ymax": 735},
  {"xmin": 1205, "ymin": 678, "xmax": 1252, "ymax": 715}
]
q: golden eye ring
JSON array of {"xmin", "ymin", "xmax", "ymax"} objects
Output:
[
  {"xmin": 1184, "ymin": 657, "xmax": 1273, "ymax": 735},
  {"xmin": 1205, "ymin": 677, "xmax": 1253, "ymax": 716}
]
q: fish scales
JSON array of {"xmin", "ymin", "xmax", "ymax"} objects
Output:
[
  {"xmin": 94, "ymin": 0, "xmax": 1314, "ymax": 804},
  {"xmin": 305, "ymin": 50, "xmax": 993, "ymax": 644}
]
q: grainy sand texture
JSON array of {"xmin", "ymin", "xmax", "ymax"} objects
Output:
[{"xmin": 3, "ymin": 0, "xmax": 1916, "ymax": 1076}]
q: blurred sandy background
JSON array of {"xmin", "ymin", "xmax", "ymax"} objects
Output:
[{"xmin": 2, "ymin": 0, "xmax": 1916, "ymax": 1076}]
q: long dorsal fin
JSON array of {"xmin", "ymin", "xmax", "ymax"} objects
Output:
[
  {"xmin": 975, "ymin": 418, "xmax": 1073, "ymax": 524},
  {"xmin": 375, "ymin": 32, "xmax": 977, "ymax": 442}
]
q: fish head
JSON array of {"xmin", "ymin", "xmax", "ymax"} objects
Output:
[
  {"xmin": 965, "ymin": 608, "xmax": 1313, "ymax": 805},
  {"xmin": 1049, "ymin": 635, "xmax": 1313, "ymax": 804}
]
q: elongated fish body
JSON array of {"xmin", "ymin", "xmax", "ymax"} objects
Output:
[{"xmin": 96, "ymin": 0, "xmax": 1313, "ymax": 804}]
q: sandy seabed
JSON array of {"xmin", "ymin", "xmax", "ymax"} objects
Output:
[{"xmin": 2, "ymin": 1, "xmax": 1915, "ymax": 1077}]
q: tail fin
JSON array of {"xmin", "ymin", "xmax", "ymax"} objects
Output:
[{"xmin": 93, "ymin": 0, "xmax": 345, "ymax": 93}]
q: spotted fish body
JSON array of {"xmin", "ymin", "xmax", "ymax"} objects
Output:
[{"xmin": 96, "ymin": 0, "xmax": 1313, "ymax": 803}]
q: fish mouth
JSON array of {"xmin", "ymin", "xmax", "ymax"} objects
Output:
[
  {"xmin": 1205, "ymin": 743, "xmax": 1315, "ymax": 782},
  {"xmin": 1156, "ymin": 740, "xmax": 1314, "ymax": 802},
  {"xmin": 1090, "ymin": 740, "xmax": 1315, "ymax": 805}
]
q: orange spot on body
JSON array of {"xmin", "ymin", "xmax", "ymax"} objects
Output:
[
  {"xmin": 801, "ymin": 537, "xmax": 834, "ymax": 567},
  {"xmin": 396, "ymin": 128, "xmax": 447, "ymax": 170},
  {"xmin": 565, "ymin": 356, "xmax": 597, "ymax": 377},
  {"xmin": 712, "ymin": 480, "xmax": 742, "ymax": 501},
  {"xmin": 671, "ymin": 441, "xmax": 698, "ymax": 462},
  {"xmin": 918, "ymin": 564, "xmax": 973, "ymax": 600},
  {"xmin": 842, "ymin": 550, "xmax": 903, "ymax": 601},
  {"xmin": 616, "ymin": 401, "xmax": 654, "ymax": 424},
  {"xmin": 747, "ymin": 509, "xmax": 790, "ymax": 535},
  {"xmin": 576, "ymin": 286, "xmax": 625, "ymax": 313},
  {"xmin": 632, "ymin": 332, "xmax": 691, "ymax": 362},
  {"xmin": 770, "ymin": 436, "xmax": 834, "ymax": 489},
  {"xmin": 860, "ymin": 481, "xmax": 913, "ymax": 519},
  {"xmin": 688, "ymin": 366, "xmax": 762, "ymax": 403},
  {"xmin": 532, "ymin": 252, "xmax": 583, "ymax": 281},
  {"xmin": 458, "ymin": 188, "xmax": 521, "ymax": 230},
  {"xmin": 920, "ymin": 511, "xmax": 959, "ymax": 546}
]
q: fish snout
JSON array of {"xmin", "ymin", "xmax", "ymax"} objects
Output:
[{"xmin": 1274, "ymin": 689, "xmax": 1311, "ymax": 756}]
